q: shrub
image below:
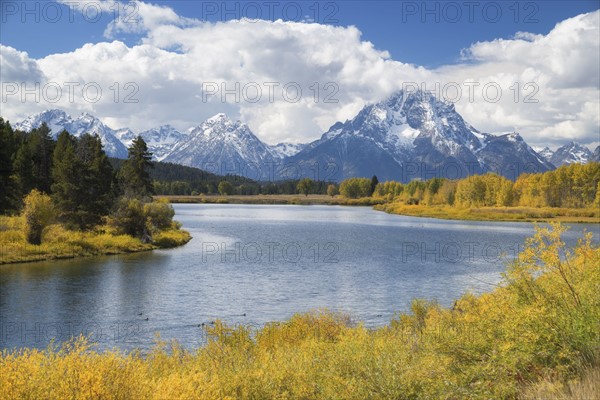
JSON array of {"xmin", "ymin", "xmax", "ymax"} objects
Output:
[
  {"xmin": 22, "ymin": 190, "xmax": 55, "ymax": 245},
  {"xmin": 143, "ymin": 200, "xmax": 175, "ymax": 233},
  {"xmin": 0, "ymin": 225, "xmax": 596, "ymax": 398},
  {"xmin": 327, "ymin": 184, "xmax": 339, "ymax": 197},
  {"xmin": 218, "ymin": 181, "xmax": 234, "ymax": 196},
  {"xmin": 108, "ymin": 198, "xmax": 146, "ymax": 239}
]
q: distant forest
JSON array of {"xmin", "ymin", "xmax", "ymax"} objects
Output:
[{"xmin": 108, "ymin": 158, "xmax": 334, "ymax": 196}]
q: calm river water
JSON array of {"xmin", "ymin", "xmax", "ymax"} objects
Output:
[{"xmin": 1, "ymin": 204, "xmax": 598, "ymax": 351}]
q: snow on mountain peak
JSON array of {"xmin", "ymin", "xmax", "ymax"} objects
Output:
[
  {"xmin": 164, "ymin": 114, "xmax": 276, "ymax": 175},
  {"xmin": 269, "ymin": 142, "xmax": 306, "ymax": 158},
  {"xmin": 550, "ymin": 141, "xmax": 593, "ymax": 166},
  {"xmin": 206, "ymin": 113, "xmax": 228, "ymax": 124},
  {"xmin": 14, "ymin": 109, "xmax": 128, "ymax": 158}
]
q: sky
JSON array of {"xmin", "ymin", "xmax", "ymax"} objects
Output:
[{"xmin": 1, "ymin": 0, "xmax": 599, "ymax": 149}]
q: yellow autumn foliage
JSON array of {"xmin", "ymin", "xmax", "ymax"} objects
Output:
[{"xmin": 0, "ymin": 224, "xmax": 598, "ymax": 399}]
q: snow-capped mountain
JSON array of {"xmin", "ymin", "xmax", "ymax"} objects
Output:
[
  {"xmin": 288, "ymin": 90, "xmax": 553, "ymax": 181},
  {"xmin": 269, "ymin": 142, "xmax": 306, "ymax": 158},
  {"xmin": 475, "ymin": 132, "xmax": 554, "ymax": 179},
  {"xmin": 549, "ymin": 141, "xmax": 594, "ymax": 167},
  {"xmin": 592, "ymin": 146, "xmax": 600, "ymax": 163},
  {"xmin": 15, "ymin": 109, "xmax": 128, "ymax": 158},
  {"xmin": 12, "ymin": 99, "xmax": 565, "ymax": 182},
  {"xmin": 535, "ymin": 147, "xmax": 555, "ymax": 163},
  {"xmin": 164, "ymin": 113, "xmax": 277, "ymax": 177},
  {"xmin": 116, "ymin": 125, "xmax": 188, "ymax": 161}
]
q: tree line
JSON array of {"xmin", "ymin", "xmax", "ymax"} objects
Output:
[
  {"xmin": 335, "ymin": 163, "xmax": 600, "ymax": 208},
  {"xmin": 0, "ymin": 117, "xmax": 177, "ymax": 244}
]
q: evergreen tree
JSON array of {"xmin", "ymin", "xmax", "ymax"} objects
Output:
[
  {"xmin": 52, "ymin": 132, "xmax": 115, "ymax": 229},
  {"xmin": 0, "ymin": 118, "xmax": 18, "ymax": 212},
  {"xmin": 118, "ymin": 136, "xmax": 154, "ymax": 198},
  {"xmin": 12, "ymin": 136, "xmax": 35, "ymax": 198},
  {"xmin": 369, "ymin": 175, "xmax": 379, "ymax": 196},
  {"xmin": 77, "ymin": 134, "xmax": 115, "ymax": 227},
  {"xmin": 28, "ymin": 123, "xmax": 54, "ymax": 193},
  {"xmin": 51, "ymin": 131, "xmax": 81, "ymax": 227}
]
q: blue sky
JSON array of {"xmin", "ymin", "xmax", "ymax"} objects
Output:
[
  {"xmin": 2, "ymin": 1, "xmax": 598, "ymax": 67},
  {"xmin": 1, "ymin": 1, "xmax": 599, "ymax": 148}
]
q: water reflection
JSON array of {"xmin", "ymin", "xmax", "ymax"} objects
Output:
[{"xmin": 1, "ymin": 204, "xmax": 598, "ymax": 351}]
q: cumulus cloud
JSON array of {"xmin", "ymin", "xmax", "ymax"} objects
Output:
[{"xmin": 1, "ymin": 1, "xmax": 598, "ymax": 149}]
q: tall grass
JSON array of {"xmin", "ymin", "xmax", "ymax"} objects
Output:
[
  {"xmin": 0, "ymin": 224, "xmax": 598, "ymax": 398},
  {"xmin": 0, "ymin": 216, "xmax": 191, "ymax": 264}
]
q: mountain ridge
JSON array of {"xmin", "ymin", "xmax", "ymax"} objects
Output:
[{"xmin": 11, "ymin": 92, "xmax": 596, "ymax": 181}]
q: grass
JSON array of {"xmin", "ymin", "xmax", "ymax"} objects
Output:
[
  {"xmin": 523, "ymin": 365, "xmax": 600, "ymax": 399},
  {"xmin": 0, "ymin": 224, "xmax": 597, "ymax": 399},
  {"xmin": 0, "ymin": 216, "xmax": 191, "ymax": 265},
  {"xmin": 157, "ymin": 194, "xmax": 385, "ymax": 206},
  {"xmin": 375, "ymin": 203, "xmax": 600, "ymax": 223}
]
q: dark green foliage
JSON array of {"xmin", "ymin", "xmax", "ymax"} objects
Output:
[
  {"xmin": 110, "ymin": 197, "xmax": 147, "ymax": 239},
  {"xmin": 117, "ymin": 136, "xmax": 154, "ymax": 198},
  {"xmin": 369, "ymin": 175, "xmax": 379, "ymax": 196},
  {"xmin": 28, "ymin": 123, "xmax": 54, "ymax": 194},
  {"xmin": 218, "ymin": 181, "xmax": 234, "ymax": 195},
  {"xmin": 51, "ymin": 132, "xmax": 115, "ymax": 229},
  {"xmin": 143, "ymin": 200, "xmax": 175, "ymax": 232},
  {"xmin": 12, "ymin": 133, "xmax": 35, "ymax": 199},
  {"xmin": 109, "ymin": 198, "xmax": 176, "ymax": 240},
  {"xmin": 115, "ymin": 158, "xmax": 335, "ymax": 196},
  {"xmin": 0, "ymin": 118, "xmax": 19, "ymax": 212}
]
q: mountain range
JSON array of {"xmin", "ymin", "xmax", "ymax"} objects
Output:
[
  {"xmin": 535, "ymin": 142, "xmax": 597, "ymax": 167},
  {"xmin": 14, "ymin": 109, "xmax": 129, "ymax": 159},
  {"xmin": 10, "ymin": 90, "xmax": 599, "ymax": 182}
]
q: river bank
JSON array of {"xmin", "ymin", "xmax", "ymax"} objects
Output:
[
  {"xmin": 375, "ymin": 203, "xmax": 600, "ymax": 223},
  {"xmin": 157, "ymin": 194, "xmax": 385, "ymax": 206},
  {"xmin": 159, "ymin": 195, "xmax": 600, "ymax": 223},
  {"xmin": 0, "ymin": 216, "xmax": 191, "ymax": 265},
  {"xmin": 1, "ymin": 224, "xmax": 597, "ymax": 399}
]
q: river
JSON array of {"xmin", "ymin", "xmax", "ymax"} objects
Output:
[{"xmin": 1, "ymin": 204, "xmax": 598, "ymax": 352}]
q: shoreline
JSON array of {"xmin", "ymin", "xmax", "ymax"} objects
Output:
[
  {"xmin": 159, "ymin": 195, "xmax": 600, "ymax": 224},
  {"xmin": 0, "ymin": 225, "xmax": 192, "ymax": 266},
  {"xmin": 2, "ymin": 225, "xmax": 597, "ymax": 398},
  {"xmin": 156, "ymin": 194, "xmax": 384, "ymax": 206}
]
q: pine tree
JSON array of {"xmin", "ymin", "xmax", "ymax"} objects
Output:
[
  {"xmin": 118, "ymin": 136, "xmax": 154, "ymax": 198},
  {"xmin": 12, "ymin": 136, "xmax": 35, "ymax": 199},
  {"xmin": 52, "ymin": 132, "xmax": 115, "ymax": 229},
  {"xmin": 28, "ymin": 123, "xmax": 54, "ymax": 193},
  {"xmin": 369, "ymin": 175, "xmax": 379, "ymax": 196},
  {"xmin": 0, "ymin": 118, "xmax": 18, "ymax": 212},
  {"xmin": 77, "ymin": 134, "xmax": 115, "ymax": 227},
  {"xmin": 51, "ymin": 131, "xmax": 81, "ymax": 227}
]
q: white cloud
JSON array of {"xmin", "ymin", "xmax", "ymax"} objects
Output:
[{"xmin": 1, "ymin": 2, "xmax": 598, "ymax": 150}]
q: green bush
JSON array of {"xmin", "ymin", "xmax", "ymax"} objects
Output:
[
  {"xmin": 143, "ymin": 199, "xmax": 175, "ymax": 233},
  {"xmin": 108, "ymin": 198, "xmax": 146, "ymax": 239}
]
